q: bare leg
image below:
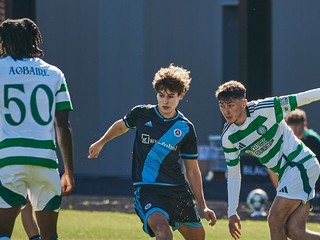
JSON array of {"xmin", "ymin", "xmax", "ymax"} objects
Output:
[
  {"xmin": 0, "ymin": 207, "xmax": 21, "ymax": 237},
  {"xmin": 286, "ymin": 201, "xmax": 320, "ymax": 240},
  {"xmin": 21, "ymin": 200, "xmax": 40, "ymax": 238},
  {"xmin": 268, "ymin": 196, "xmax": 301, "ymax": 240},
  {"xmin": 35, "ymin": 210, "xmax": 59, "ymax": 240},
  {"xmin": 147, "ymin": 212, "xmax": 173, "ymax": 240},
  {"xmin": 178, "ymin": 223, "xmax": 205, "ymax": 240}
]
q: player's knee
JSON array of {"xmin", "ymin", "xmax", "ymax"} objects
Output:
[
  {"xmin": 267, "ymin": 213, "xmax": 276, "ymax": 227},
  {"xmin": 267, "ymin": 213, "xmax": 283, "ymax": 229},
  {"xmin": 179, "ymin": 225, "xmax": 205, "ymax": 240},
  {"xmin": 189, "ymin": 230, "xmax": 205, "ymax": 240},
  {"xmin": 196, "ymin": 228, "xmax": 205, "ymax": 240},
  {"xmin": 154, "ymin": 223, "xmax": 172, "ymax": 240}
]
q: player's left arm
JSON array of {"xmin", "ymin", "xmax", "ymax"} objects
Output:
[
  {"xmin": 293, "ymin": 88, "xmax": 320, "ymax": 107},
  {"xmin": 183, "ymin": 159, "xmax": 217, "ymax": 226},
  {"xmin": 55, "ymin": 110, "xmax": 74, "ymax": 195},
  {"xmin": 275, "ymin": 88, "xmax": 320, "ymax": 120}
]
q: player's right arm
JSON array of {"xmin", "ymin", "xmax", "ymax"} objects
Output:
[
  {"xmin": 55, "ymin": 110, "xmax": 75, "ymax": 195},
  {"xmin": 227, "ymin": 164, "xmax": 242, "ymax": 239},
  {"xmin": 88, "ymin": 119, "xmax": 129, "ymax": 158},
  {"xmin": 222, "ymin": 133, "xmax": 242, "ymax": 239},
  {"xmin": 229, "ymin": 213, "xmax": 241, "ymax": 239},
  {"xmin": 222, "ymin": 134, "xmax": 241, "ymax": 218}
]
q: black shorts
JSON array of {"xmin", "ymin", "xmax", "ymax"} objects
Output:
[{"xmin": 133, "ymin": 184, "xmax": 202, "ymax": 237}]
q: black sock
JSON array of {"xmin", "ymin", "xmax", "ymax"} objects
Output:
[{"xmin": 29, "ymin": 235, "xmax": 41, "ymax": 240}]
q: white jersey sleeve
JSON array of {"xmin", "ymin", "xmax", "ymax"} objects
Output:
[
  {"xmin": 295, "ymin": 88, "xmax": 320, "ymax": 107},
  {"xmin": 227, "ymin": 163, "xmax": 241, "ymax": 217},
  {"xmin": 275, "ymin": 88, "xmax": 320, "ymax": 121},
  {"xmin": 221, "ymin": 126, "xmax": 242, "ymax": 217}
]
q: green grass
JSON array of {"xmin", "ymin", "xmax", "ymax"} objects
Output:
[{"xmin": 12, "ymin": 210, "xmax": 320, "ymax": 240}]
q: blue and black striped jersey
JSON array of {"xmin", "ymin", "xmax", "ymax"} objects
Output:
[{"xmin": 123, "ymin": 104, "xmax": 198, "ymax": 186}]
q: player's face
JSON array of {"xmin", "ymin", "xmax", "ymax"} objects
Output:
[
  {"xmin": 156, "ymin": 89, "xmax": 183, "ymax": 118},
  {"xmin": 219, "ymin": 98, "xmax": 247, "ymax": 125}
]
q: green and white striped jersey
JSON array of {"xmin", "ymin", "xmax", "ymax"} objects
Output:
[
  {"xmin": 222, "ymin": 89, "xmax": 320, "ymax": 217},
  {"xmin": 222, "ymin": 95, "xmax": 315, "ymax": 180},
  {"xmin": 0, "ymin": 56, "xmax": 73, "ymax": 169}
]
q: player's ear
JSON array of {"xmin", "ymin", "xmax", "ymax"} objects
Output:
[
  {"xmin": 179, "ymin": 92, "xmax": 185, "ymax": 100},
  {"xmin": 242, "ymin": 98, "xmax": 248, "ymax": 107}
]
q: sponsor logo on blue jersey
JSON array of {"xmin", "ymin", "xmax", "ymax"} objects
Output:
[
  {"xmin": 141, "ymin": 134, "xmax": 178, "ymax": 151},
  {"xmin": 141, "ymin": 134, "xmax": 156, "ymax": 144}
]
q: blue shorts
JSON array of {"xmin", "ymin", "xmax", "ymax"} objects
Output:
[{"xmin": 133, "ymin": 184, "xmax": 202, "ymax": 237}]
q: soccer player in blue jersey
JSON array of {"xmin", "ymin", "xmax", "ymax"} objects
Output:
[
  {"xmin": 0, "ymin": 18, "xmax": 74, "ymax": 240},
  {"xmin": 89, "ymin": 64, "xmax": 217, "ymax": 239},
  {"xmin": 215, "ymin": 80, "xmax": 320, "ymax": 240}
]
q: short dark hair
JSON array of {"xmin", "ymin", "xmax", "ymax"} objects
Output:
[
  {"xmin": 285, "ymin": 108, "xmax": 306, "ymax": 125},
  {"xmin": 0, "ymin": 18, "xmax": 44, "ymax": 60},
  {"xmin": 215, "ymin": 80, "xmax": 246, "ymax": 102}
]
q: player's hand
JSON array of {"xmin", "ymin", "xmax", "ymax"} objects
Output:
[
  {"xmin": 88, "ymin": 141, "xmax": 104, "ymax": 158},
  {"xmin": 202, "ymin": 207, "xmax": 217, "ymax": 226},
  {"xmin": 229, "ymin": 214, "xmax": 241, "ymax": 239},
  {"xmin": 61, "ymin": 172, "xmax": 75, "ymax": 196}
]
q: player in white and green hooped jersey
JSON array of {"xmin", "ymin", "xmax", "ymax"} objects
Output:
[
  {"xmin": 0, "ymin": 18, "xmax": 74, "ymax": 240},
  {"xmin": 215, "ymin": 80, "xmax": 320, "ymax": 240},
  {"xmin": 0, "ymin": 56, "xmax": 72, "ymax": 169}
]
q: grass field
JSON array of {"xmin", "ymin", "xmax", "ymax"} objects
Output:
[{"xmin": 11, "ymin": 210, "xmax": 320, "ymax": 240}]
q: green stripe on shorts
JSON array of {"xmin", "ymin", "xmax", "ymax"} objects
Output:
[
  {"xmin": 44, "ymin": 195, "xmax": 62, "ymax": 210},
  {"xmin": 0, "ymin": 182, "xmax": 27, "ymax": 207}
]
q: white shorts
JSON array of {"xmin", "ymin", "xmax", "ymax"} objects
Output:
[
  {"xmin": 277, "ymin": 157, "xmax": 320, "ymax": 203},
  {"xmin": 0, "ymin": 165, "xmax": 61, "ymax": 211}
]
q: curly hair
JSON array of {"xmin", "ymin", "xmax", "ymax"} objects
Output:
[
  {"xmin": 152, "ymin": 63, "xmax": 191, "ymax": 95},
  {"xmin": 0, "ymin": 18, "xmax": 44, "ymax": 60}
]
